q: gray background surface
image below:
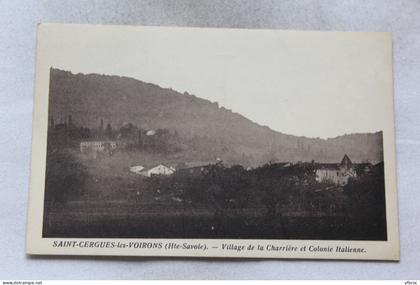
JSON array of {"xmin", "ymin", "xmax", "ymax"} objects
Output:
[{"xmin": 0, "ymin": 0, "xmax": 419, "ymax": 279}]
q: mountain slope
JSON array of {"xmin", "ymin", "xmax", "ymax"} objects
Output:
[{"xmin": 48, "ymin": 68, "xmax": 383, "ymax": 165}]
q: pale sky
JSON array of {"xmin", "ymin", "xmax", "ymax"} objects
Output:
[{"xmin": 38, "ymin": 24, "xmax": 394, "ymax": 138}]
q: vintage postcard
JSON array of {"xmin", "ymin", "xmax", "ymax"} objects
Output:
[{"xmin": 26, "ymin": 23, "xmax": 399, "ymax": 260}]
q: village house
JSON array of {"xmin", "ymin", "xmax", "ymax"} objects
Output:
[
  {"xmin": 315, "ymin": 154, "xmax": 357, "ymax": 186},
  {"xmin": 137, "ymin": 164, "xmax": 175, "ymax": 177}
]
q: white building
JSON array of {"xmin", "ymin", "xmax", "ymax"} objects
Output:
[
  {"xmin": 146, "ymin": 129, "xmax": 156, "ymax": 136},
  {"xmin": 129, "ymin": 165, "xmax": 145, "ymax": 174}
]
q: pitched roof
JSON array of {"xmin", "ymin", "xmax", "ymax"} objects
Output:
[
  {"xmin": 145, "ymin": 164, "xmax": 173, "ymax": 171},
  {"xmin": 340, "ymin": 154, "xmax": 353, "ymax": 167}
]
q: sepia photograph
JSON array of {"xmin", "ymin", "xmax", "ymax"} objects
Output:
[
  {"xmin": 26, "ymin": 24, "xmax": 399, "ymax": 259},
  {"xmin": 43, "ymin": 67, "xmax": 387, "ymax": 241}
]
